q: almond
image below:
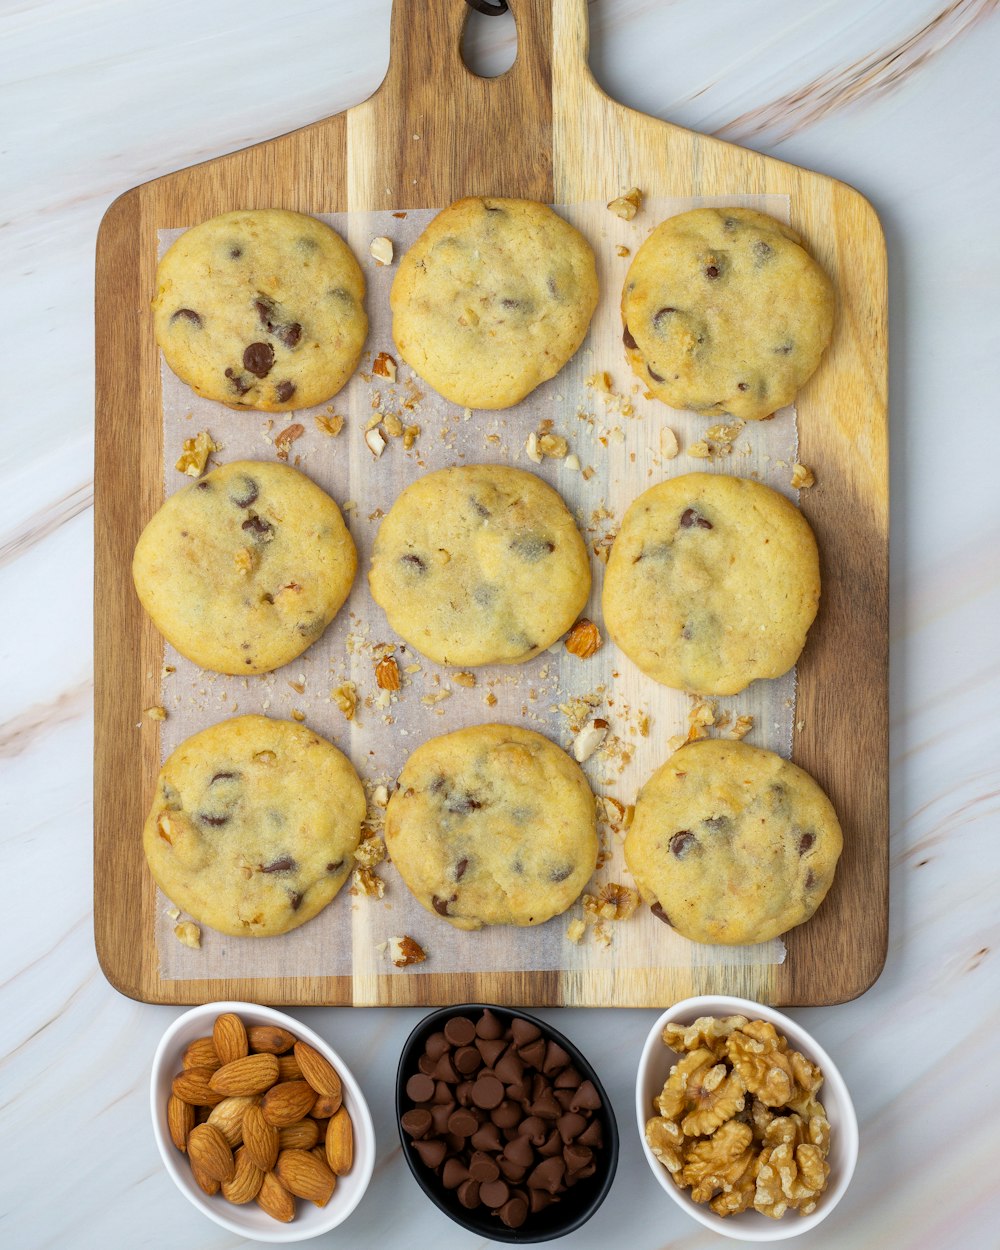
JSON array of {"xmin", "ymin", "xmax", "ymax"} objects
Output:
[
  {"xmin": 210, "ymin": 1052, "xmax": 279, "ymax": 1097},
  {"xmin": 279, "ymin": 1119, "xmax": 320, "ymax": 1151},
  {"xmin": 172, "ymin": 1067, "xmax": 226, "ymax": 1107},
  {"xmin": 248, "ymin": 1025, "xmax": 297, "ymax": 1055},
  {"xmin": 257, "ymin": 1170, "xmax": 295, "ymax": 1223},
  {"xmin": 310, "ymin": 1091, "xmax": 343, "ymax": 1118},
  {"xmin": 213, "ymin": 1012, "xmax": 249, "ymax": 1066},
  {"xmin": 242, "ymin": 1103, "xmax": 279, "ymax": 1172},
  {"xmin": 191, "ymin": 1160, "xmax": 221, "ymax": 1197},
  {"xmin": 221, "ymin": 1146, "xmax": 264, "ymax": 1205},
  {"xmin": 565, "ymin": 618, "xmax": 602, "ymax": 659},
  {"xmin": 261, "ymin": 1080, "xmax": 317, "ymax": 1127},
  {"xmin": 277, "ymin": 1054, "xmax": 303, "ymax": 1083},
  {"xmin": 275, "ymin": 1148, "xmax": 336, "ymax": 1207},
  {"xmin": 207, "ymin": 1095, "xmax": 257, "ymax": 1148},
  {"xmin": 167, "ymin": 1095, "xmax": 194, "ymax": 1152},
  {"xmin": 182, "ymin": 1036, "xmax": 221, "ymax": 1071},
  {"xmin": 293, "ymin": 1041, "xmax": 343, "ymax": 1101},
  {"xmin": 187, "ymin": 1123, "xmax": 236, "ymax": 1183},
  {"xmin": 325, "ymin": 1106, "xmax": 354, "ymax": 1176}
]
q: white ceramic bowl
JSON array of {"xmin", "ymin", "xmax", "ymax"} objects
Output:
[
  {"xmin": 636, "ymin": 995, "xmax": 858, "ymax": 1242},
  {"xmin": 151, "ymin": 1002, "xmax": 376, "ymax": 1242}
]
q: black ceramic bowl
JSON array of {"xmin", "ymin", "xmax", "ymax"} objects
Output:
[{"xmin": 396, "ymin": 1003, "xmax": 619, "ymax": 1244}]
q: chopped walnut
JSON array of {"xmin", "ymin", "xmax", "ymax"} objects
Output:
[
  {"xmin": 730, "ymin": 714, "xmax": 754, "ymax": 740},
  {"xmin": 253, "ymin": 750, "xmax": 277, "ymax": 765},
  {"xmin": 484, "ymin": 691, "xmax": 498, "ymax": 707},
  {"xmin": 566, "ymin": 918, "xmax": 586, "ymax": 944},
  {"xmin": 372, "ymin": 351, "xmax": 397, "ymax": 380},
  {"xmin": 607, "ymin": 187, "xmax": 642, "ymax": 220},
  {"xmin": 383, "ymin": 412, "xmax": 404, "ymax": 438},
  {"xmin": 681, "ymin": 1119, "xmax": 755, "ymax": 1204},
  {"xmin": 663, "ymin": 1014, "xmax": 750, "ymax": 1057},
  {"xmin": 314, "ymin": 412, "xmax": 344, "ymax": 437},
  {"xmin": 645, "ymin": 1115, "xmax": 685, "ymax": 1175},
  {"xmin": 565, "ymin": 618, "xmax": 602, "ymax": 659},
  {"xmin": 274, "ymin": 422, "xmax": 304, "ymax": 461},
  {"xmin": 659, "ymin": 427, "xmax": 680, "ymax": 459},
  {"xmin": 524, "ymin": 431, "xmax": 543, "ymax": 463},
  {"xmin": 175, "ymin": 430, "xmax": 217, "ymax": 477},
  {"xmin": 353, "ymin": 865, "xmax": 385, "ymax": 898},
  {"xmin": 595, "ymin": 882, "xmax": 639, "ymax": 921},
  {"xmin": 403, "ymin": 424, "xmax": 420, "ymax": 449},
  {"xmin": 143, "ymin": 705, "xmax": 167, "ymax": 722},
  {"xmin": 585, "ymin": 371, "xmax": 613, "ymax": 394},
  {"xmin": 354, "ymin": 837, "xmax": 387, "ymax": 869},
  {"xmin": 174, "ymin": 922, "xmax": 202, "ymax": 949},
  {"xmin": 616, "ymin": 244, "xmax": 631, "ymax": 258},
  {"xmin": 370, "ymin": 236, "xmax": 393, "ymax": 265},
  {"xmin": 453, "ymin": 671, "xmax": 476, "ymax": 688},
  {"xmin": 537, "ymin": 432, "xmax": 569, "ymax": 458},
  {"xmin": 389, "ymin": 935, "xmax": 427, "ymax": 967},
  {"xmin": 375, "ymin": 656, "xmax": 401, "ymax": 690},
  {"xmin": 332, "ymin": 682, "xmax": 358, "ymax": 720},
  {"xmin": 233, "ymin": 546, "xmax": 256, "ymax": 576},
  {"xmin": 791, "ymin": 463, "xmax": 816, "ymax": 489}
]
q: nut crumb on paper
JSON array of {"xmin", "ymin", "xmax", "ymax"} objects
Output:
[
  {"xmin": 791, "ymin": 462, "xmax": 816, "ymax": 489},
  {"xmin": 353, "ymin": 865, "xmax": 385, "ymax": 899},
  {"xmin": 372, "ymin": 351, "xmax": 397, "ymax": 381},
  {"xmin": 389, "ymin": 935, "xmax": 427, "ymax": 968},
  {"xmin": 607, "ymin": 187, "xmax": 642, "ymax": 220},
  {"xmin": 453, "ymin": 671, "xmax": 476, "ymax": 688},
  {"xmin": 314, "ymin": 412, "xmax": 344, "ymax": 437},
  {"xmin": 566, "ymin": 918, "xmax": 586, "ymax": 944},
  {"xmin": 354, "ymin": 836, "xmax": 387, "ymax": 869},
  {"xmin": 659, "ymin": 427, "xmax": 680, "ymax": 459},
  {"xmin": 274, "ymin": 422, "xmax": 304, "ymax": 461},
  {"xmin": 572, "ymin": 718, "xmax": 608, "ymax": 762},
  {"xmin": 175, "ymin": 430, "xmax": 218, "ymax": 477},
  {"xmin": 370, "ymin": 236, "xmax": 393, "ymax": 265},
  {"xmin": 565, "ymin": 618, "xmax": 602, "ymax": 659},
  {"xmin": 332, "ymin": 682, "xmax": 358, "ymax": 720},
  {"xmin": 144, "ymin": 704, "xmax": 167, "ymax": 721},
  {"xmin": 375, "ymin": 656, "xmax": 401, "ymax": 691},
  {"xmin": 174, "ymin": 922, "xmax": 201, "ymax": 949}
]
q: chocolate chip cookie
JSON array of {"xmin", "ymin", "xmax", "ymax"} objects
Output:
[
  {"xmin": 385, "ymin": 725, "xmax": 598, "ymax": 930},
  {"xmin": 368, "ymin": 465, "xmax": 591, "ymax": 667},
  {"xmin": 144, "ymin": 715, "xmax": 366, "ymax": 937},
  {"xmin": 621, "ymin": 207, "xmax": 834, "ymax": 420},
  {"xmin": 132, "ymin": 460, "xmax": 356, "ymax": 674},
  {"xmin": 602, "ymin": 473, "xmax": 819, "ymax": 695},
  {"xmin": 625, "ymin": 739, "xmax": 843, "ymax": 945},
  {"xmin": 153, "ymin": 209, "xmax": 366, "ymax": 410},
  {"xmin": 390, "ymin": 197, "xmax": 598, "ymax": 408}
]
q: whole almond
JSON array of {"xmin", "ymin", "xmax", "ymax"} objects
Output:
[
  {"xmin": 172, "ymin": 1067, "xmax": 226, "ymax": 1107},
  {"xmin": 167, "ymin": 1095, "xmax": 195, "ymax": 1152},
  {"xmin": 279, "ymin": 1119, "xmax": 320, "ymax": 1151},
  {"xmin": 182, "ymin": 1036, "xmax": 221, "ymax": 1071},
  {"xmin": 221, "ymin": 1146, "xmax": 265, "ymax": 1205},
  {"xmin": 213, "ymin": 1013, "xmax": 249, "ymax": 1066},
  {"xmin": 249, "ymin": 1025, "xmax": 297, "ymax": 1055},
  {"xmin": 310, "ymin": 1090, "xmax": 343, "ymax": 1118},
  {"xmin": 242, "ymin": 1104, "xmax": 279, "ymax": 1172},
  {"xmin": 275, "ymin": 1148, "xmax": 336, "ymax": 1207},
  {"xmin": 293, "ymin": 1041, "xmax": 342, "ymax": 1101},
  {"xmin": 210, "ymin": 1052, "xmax": 279, "ymax": 1097},
  {"xmin": 191, "ymin": 1160, "xmax": 221, "ymax": 1197},
  {"xmin": 207, "ymin": 1095, "xmax": 257, "ymax": 1148},
  {"xmin": 277, "ymin": 1055, "xmax": 303, "ymax": 1082},
  {"xmin": 262, "ymin": 1081, "xmax": 317, "ymax": 1128},
  {"xmin": 325, "ymin": 1106, "xmax": 354, "ymax": 1176},
  {"xmin": 257, "ymin": 1171, "xmax": 295, "ymax": 1223},
  {"xmin": 187, "ymin": 1123, "xmax": 236, "ymax": 1183}
]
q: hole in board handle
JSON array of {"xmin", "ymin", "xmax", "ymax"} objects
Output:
[{"xmin": 461, "ymin": 0, "xmax": 517, "ymax": 79}]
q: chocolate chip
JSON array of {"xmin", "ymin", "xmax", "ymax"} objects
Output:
[
  {"xmin": 209, "ymin": 770, "xmax": 238, "ymax": 784},
  {"xmin": 738, "ymin": 381, "xmax": 749, "ymax": 391},
  {"xmin": 705, "ymin": 264, "xmax": 720, "ymax": 278},
  {"xmin": 228, "ymin": 475, "xmax": 259, "ymax": 508},
  {"xmin": 425, "ymin": 1031, "xmax": 450, "ymax": 1060},
  {"xmin": 577, "ymin": 1118, "xmax": 603, "ymax": 1149},
  {"xmin": 471, "ymin": 1122, "xmax": 503, "ymax": 1152},
  {"xmin": 557, "ymin": 1112, "xmax": 587, "ymax": 1143},
  {"xmin": 326, "ymin": 858, "xmax": 345, "ymax": 873},
  {"xmin": 650, "ymin": 901, "xmax": 673, "ymax": 925},
  {"xmin": 457, "ymin": 1177, "xmax": 481, "ymax": 1208},
  {"xmin": 528, "ymin": 1156, "xmax": 565, "ymax": 1193},
  {"xmin": 454, "ymin": 857, "xmax": 469, "ymax": 881},
  {"xmin": 224, "ymin": 368, "xmax": 251, "ymax": 396},
  {"xmin": 528, "ymin": 1088, "xmax": 560, "ymax": 1120},
  {"xmin": 418, "ymin": 1054, "xmax": 437, "ymax": 1076},
  {"xmin": 564, "ymin": 1143, "xmax": 593, "ymax": 1172},
  {"xmin": 196, "ymin": 812, "xmax": 229, "ymax": 827},
  {"xmin": 432, "ymin": 893, "xmax": 457, "ymax": 917},
  {"xmin": 241, "ymin": 514, "xmax": 274, "ymax": 540},
  {"xmin": 680, "ymin": 508, "xmax": 713, "ymax": 530},
  {"xmin": 669, "ymin": 830, "xmax": 697, "ymax": 857},
  {"xmin": 480, "ymin": 1178, "xmax": 509, "ymax": 1208},
  {"xmin": 400, "ymin": 552, "xmax": 427, "ymax": 572},
  {"xmin": 529, "ymin": 1189, "xmax": 555, "ymax": 1214},
  {"xmin": 805, "ymin": 869, "xmax": 817, "ymax": 890},
  {"xmin": 469, "ymin": 497, "xmax": 491, "ymax": 519},
  {"xmin": 400, "ymin": 1108, "xmax": 432, "ymax": 1138},
  {"xmin": 549, "ymin": 864, "xmax": 573, "ymax": 883},
  {"xmin": 500, "ymin": 297, "xmax": 531, "ymax": 311},
  {"xmin": 275, "ymin": 380, "xmax": 296, "ymax": 403},
  {"xmin": 469, "ymin": 1151, "xmax": 501, "ymax": 1182},
  {"xmin": 170, "ymin": 308, "xmax": 202, "ymax": 327},
  {"xmin": 652, "ymin": 306, "xmax": 677, "ymax": 330},
  {"xmin": 454, "ymin": 1046, "xmax": 482, "ymax": 1075},
  {"xmin": 504, "ymin": 1134, "xmax": 535, "ymax": 1167},
  {"xmin": 702, "ymin": 815, "xmax": 732, "ymax": 834},
  {"xmin": 569, "ymin": 1080, "xmax": 601, "ymax": 1112},
  {"xmin": 445, "ymin": 1016, "xmax": 477, "ymax": 1046},
  {"xmin": 413, "ymin": 1138, "xmax": 447, "ymax": 1169},
  {"xmin": 775, "ymin": 341, "xmax": 794, "ymax": 355},
  {"xmin": 261, "ymin": 855, "xmax": 296, "ymax": 873},
  {"xmin": 476, "ymin": 1010, "xmax": 505, "ymax": 1040},
  {"xmin": 243, "ymin": 341, "xmax": 274, "ymax": 378},
  {"xmin": 510, "ymin": 535, "xmax": 556, "ymax": 562},
  {"xmin": 445, "ymin": 792, "xmax": 482, "ymax": 815},
  {"xmin": 647, "ymin": 364, "xmax": 665, "ymax": 382},
  {"xmin": 622, "ymin": 324, "xmax": 638, "ymax": 350},
  {"xmin": 472, "ymin": 1076, "xmax": 504, "ymax": 1110},
  {"xmin": 799, "ymin": 831, "xmax": 816, "ymax": 853},
  {"xmin": 229, "ymin": 245, "xmax": 243, "ymax": 259},
  {"xmin": 543, "ymin": 1041, "xmax": 570, "ymax": 1075},
  {"xmin": 278, "ymin": 322, "xmax": 302, "ymax": 348},
  {"xmin": 442, "ymin": 1157, "xmax": 469, "ymax": 1188},
  {"xmin": 517, "ymin": 1037, "xmax": 546, "ymax": 1071},
  {"xmin": 511, "ymin": 1018, "xmax": 542, "ymax": 1046},
  {"xmin": 448, "ymin": 1108, "xmax": 479, "ymax": 1138},
  {"xmin": 753, "ymin": 239, "xmax": 773, "ymax": 263},
  {"xmin": 554, "ymin": 1066, "xmax": 582, "ymax": 1090},
  {"xmin": 491, "ymin": 1100, "xmax": 522, "ymax": 1129},
  {"xmin": 547, "ymin": 275, "xmax": 559, "ymax": 298},
  {"xmin": 476, "ymin": 1038, "xmax": 507, "ymax": 1068},
  {"xmin": 288, "ymin": 890, "xmax": 303, "ymax": 910},
  {"xmin": 196, "ymin": 481, "xmax": 209, "ymax": 490},
  {"xmin": 406, "ymin": 1073, "xmax": 435, "ymax": 1103},
  {"xmin": 430, "ymin": 1104, "xmax": 453, "ymax": 1133},
  {"xmin": 723, "ymin": 216, "xmax": 738, "ymax": 231}
]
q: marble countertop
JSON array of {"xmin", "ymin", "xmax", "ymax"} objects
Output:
[{"xmin": 2, "ymin": 1, "xmax": 998, "ymax": 1246}]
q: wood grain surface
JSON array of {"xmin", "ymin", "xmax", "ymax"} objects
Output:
[{"xmin": 94, "ymin": 0, "xmax": 887, "ymax": 1008}]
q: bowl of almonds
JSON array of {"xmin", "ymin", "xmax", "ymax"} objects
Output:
[
  {"xmin": 635, "ymin": 995, "xmax": 858, "ymax": 1242},
  {"xmin": 151, "ymin": 1002, "xmax": 375, "ymax": 1241}
]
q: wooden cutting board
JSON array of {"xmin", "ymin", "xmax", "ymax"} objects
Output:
[{"xmin": 94, "ymin": 0, "xmax": 888, "ymax": 1008}]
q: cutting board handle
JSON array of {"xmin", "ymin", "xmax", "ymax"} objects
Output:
[{"xmin": 382, "ymin": 0, "xmax": 589, "ymax": 97}]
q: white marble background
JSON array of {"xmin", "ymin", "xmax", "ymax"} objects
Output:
[{"xmin": 1, "ymin": 1, "xmax": 998, "ymax": 1247}]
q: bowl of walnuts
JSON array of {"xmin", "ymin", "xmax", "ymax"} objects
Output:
[
  {"xmin": 635, "ymin": 995, "xmax": 858, "ymax": 1241},
  {"xmin": 150, "ymin": 1002, "xmax": 375, "ymax": 1241}
]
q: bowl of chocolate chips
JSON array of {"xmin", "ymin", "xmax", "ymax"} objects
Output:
[{"xmin": 396, "ymin": 1004, "xmax": 618, "ymax": 1242}]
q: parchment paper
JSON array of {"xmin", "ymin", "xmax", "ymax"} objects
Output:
[{"xmin": 154, "ymin": 195, "xmax": 798, "ymax": 981}]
